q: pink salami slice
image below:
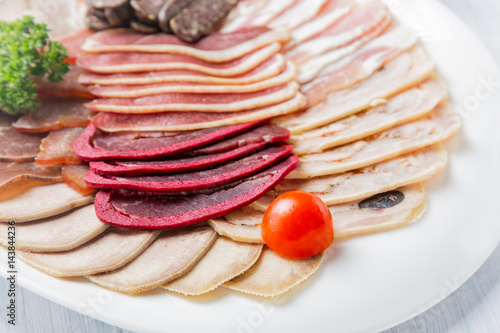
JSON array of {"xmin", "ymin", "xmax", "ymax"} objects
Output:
[
  {"xmin": 85, "ymin": 144, "xmax": 292, "ymax": 194},
  {"xmin": 94, "ymin": 155, "xmax": 299, "ymax": 230},
  {"xmin": 74, "ymin": 120, "xmax": 274, "ymax": 161},
  {"xmin": 90, "ymin": 142, "xmax": 266, "ymax": 176}
]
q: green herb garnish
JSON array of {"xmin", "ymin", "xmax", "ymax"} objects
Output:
[{"xmin": 0, "ymin": 16, "xmax": 70, "ymax": 115}]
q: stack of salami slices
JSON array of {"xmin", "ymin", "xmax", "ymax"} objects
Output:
[{"xmin": 0, "ymin": 0, "xmax": 462, "ymax": 298}]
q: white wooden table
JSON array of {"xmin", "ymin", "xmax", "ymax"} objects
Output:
[{"xmin": 1, "ymin": 1, "xmax": 499, "ymax": 332}]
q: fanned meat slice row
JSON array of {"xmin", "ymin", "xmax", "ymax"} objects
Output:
[
  {"xmin": 81, "ymin": 27, "xmax": 290, "ymax": 63},
  {"xmin": 85, "ymin": 82, "xmax": 299, "ymax": 113},
  {"xmin": 0, "ymin": 162, "xmax": 62, "ymax": 190},
  {"xmin": 78, "ymin": 42, "xmax": 280, "ymax": 76},
  {"xmin": 0, "ymin": 127, "xmax": 45, "ymax": 162},
  {"xmin": 286, "ymin": 0, "xmax": 392, "ymax": 64},
  {"xmin": 92, "ymin": 93, "xmax": 306, "ymax": 132},
  {"xmin": 88, "ymin": 61, "xmax": 297, "ymax": 98},
  {"xmin": 85, "ymin": 144, "xmax": 292, "ymax": 194},
  {"xmin": 12, "ymin": 98, "xmax": 94, "ymax": 133},
  {"xmin": 36, "ymin": 127, "xmax": 85, "ymax": 166},
  {"xmin": 78, "ymin": 53, "xmax": 286, "ymax": 86},
  {"xmin": 74, "ymin": 120, "xmax": 283, "ymax": 161},
  {"xmin": 94, "ymin": 155, "xmax": 299, "ymax": 230},
  {"xmin": 62, "ymin": 164, "xmax": 97, "ymax": 195},
  {"xmin": 300, "ymin": 25, "xmax": 418, "ymax": 103},
  {"xmin": 89, "ymin": 142, "xmax": 267, "ymax": 176}
]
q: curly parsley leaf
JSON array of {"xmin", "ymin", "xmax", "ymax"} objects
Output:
[{"xmin": 0, "ymin": 16, "xmax": 70, "ymax": 115}]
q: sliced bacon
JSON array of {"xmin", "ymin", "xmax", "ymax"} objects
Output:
[
  {"xmin": 0, "ymin": 162, "xmax": 62, "ymax": 190},
  {"xmin": 286, "ymin": 0, "xmax": 392, "ymax": 65},
  {"xmin": 74, "ymin": 120, "xmax": 275, "ymax": 161},
  {"xmin": 0, "ymin": 127, "xmax": 45, "ymax": 162},
  {"xmin": 36, "ymin": 128, "xmax": 85, "ymax": 166},
  {"xmin": 89, "ymin": 142, "xmax": 267, "ymax": 176},
  {"xmin": 85, "ymin": 82, "xmax": 299, "ymax": 113},
  {"xmin": 92, "ymin": 93, "xmax": 306, "ymax": 131},
  {"xmin": 78, "ymin": 54, "xmax": 286, "ymax": 86},
  {"xmin": 268, "ymin": 0, "xmax": 330, "ymax": 31},
  {"xmin": 276, "ymin": 47, "xmax": 435, "ymax": 134},
  {"xmin": 300, "ymin": 26, "xmax": 418, "ymax": 105},
  {"xmin": 94, "ymin": 155, "xmax": 298, "ymax": 230},
  {"xmin": 13, "ymin": 98, "xmax": 93, "ymax": 133},
  {"xmin": 87, "ymin": 61, "xmax": 296, "ymax": 98},
  {"xmin": 62, "ymin": 164, "xmax": 97, "ymax": 195},
  {"xmin": 55, "ymin": 29, "xmax": 95, "ymax": 64},
  {"xmin": 82, "ymin": 27, "xmax": 290, "ymax": 62},
  {"xmin": 77, "ymin": 42, "xmax": 280, "ymax": 76},
  {"xmin": 35, "ymin": 66, "xmax": 94, "ymax": 99},
  {"xmin": 85, "ymin": 144, "xmax": 292, "ymax": 194}
]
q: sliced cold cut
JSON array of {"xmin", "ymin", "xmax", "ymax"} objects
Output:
[
  {"xmin": 35, "ymin": 127, "xmax": 85, "ymax": 165},
  {"xmin": 0, "ymin": 127, "xmax": 45, "ymax": 162},
  {"xmin": 208, "ymin": 218, "xmax": 264, "ymax": 243},
  {"xmin": 0, "ymin": 162, "xmax": 62, "ymax": 190},
  {"xmin": 62, "ymin": 164, "xmax": 97, "ymax": 195}
]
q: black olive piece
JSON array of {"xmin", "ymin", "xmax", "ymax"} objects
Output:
[{"xmin": 358, "ymin": 190, "xmax": 405, "ymax": 209}]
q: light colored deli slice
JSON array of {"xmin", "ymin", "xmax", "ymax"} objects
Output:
[
  {"xmin": 288, "ymin": 104, "xmax": 460, "ymax": 178},
  {"xmin": 78, "ymin": 53, "xmax": 286, "ymax": 86},
  {"xmin": 163, "ymin": 236, "xmax": 263, "ymax": 295},
  {"xmin": 224, "ymin": 205, "xmax": 264, "ymax": 226},
  {"xmin": 250, "ymin": 144, "xmax": 447, "ymax": 210},
  {"xmin": 0, "ymin": 162, "xmax": 62, "ymax": 190},
  {"xmin": 0, "ymin": 127, "xmax": 45, "ymax": 162},
  {"xmin": 18, "ymin": 228, "xmax": 159, "ymax": 277},
  {"xmin": 223, "ymin": 246, "xmax": 324, "ymax": 297},
  {"xmin": 290, "ymin": 79, "xmax": 447, "ymax": 155},
  {"xmin": 35, "ymin": 127, "xmax": 84, "ymax": 165},
  {"xmin": 93, "ymin": 93, "xmax": 306, "ymax": 132},
  {"xmin": 0, "ymin": 182, "xmax": 94, "ymax": 223},
  {"xmin": 0, "ymin": 204, "xmax": 108, "ymax": 252},
  {"xmin": 77, "ymin": 42, "xmax": 280, "ymax": 76},
  {"xmin": 81, "ymin": 27, "xmax": 290, "ymax": 63},
  {"xmin": 275, "ymin": 46, "xmax": 435, "ymax": 134},
  {"xmin": 86, "ymin": 225, "xmax": 217, "ymax": 293},
  {"xmin": 208, "ymin": 219, "xmax": 264, "ymax": 244},
  {"xmin": 85, "ymin": 82, "xmax": 299, "ymax": 114},
  {"xmin": 88, "ymin": 61, "xmax": 297, "ymax": 98}
]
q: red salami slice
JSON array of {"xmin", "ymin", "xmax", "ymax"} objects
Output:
[
  {"xmin": 89, "ymin": 142, "xmax": 266, "ymax": 176},
  {"xmin": 85, "ymin": 144, "xmax": 292, "ymax": 194},
  {"xmin": 94, "ymin": 155, "xmax": 299, "ymax": 230},
  {"xmin": 74, "ymin": 120, "xmax": 273, "ymax": 161}
]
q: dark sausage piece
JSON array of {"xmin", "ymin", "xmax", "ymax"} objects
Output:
[
  {"xmin": 86, "ymin": 0, "xmax": 128, "ymax": 9},
  {"xmin": 158, "ymin": 0, "xmax": 196, "ymax": 33},
  {"xmin": 86, "ymin": 12, "xmax": 112, "ymax": 31},
  {"xmin": 170, "ymin": 0, "xmax": 239, "ymax": 42},
  {"xmin": 131, "ymin": 20, "xmax": 160, "ymax": 33},
  {"xmin": 130, "ymin": 0, "xmax": 168, "ymax": 25},
  {"xmin": 104, "ymin": 2, "xmax": 135, "ymax": 28}
]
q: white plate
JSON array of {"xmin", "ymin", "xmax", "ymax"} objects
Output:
[{"xmin": 2, "ymin": 0, "xmax": 500, "ymax": 332}]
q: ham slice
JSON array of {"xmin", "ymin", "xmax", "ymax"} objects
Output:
[
  {"xmin": 85, "ymin": 82, "xmax": 299, "ymax": 113},
  {"xmin": 82, "ymin": 27, "xmax": 290, "ymax": 63},
  {"xmin": 78, "ymin": 53, "xmax": 286, "ymax": 86},
  {"xmin": 288, "ymin": 104, "xmax": 461, "ymax": 178},
  {"xmin": 163, "ymin": 236, "xmax": 263, "ymax": 295},
  {"xmin": 62, "ymin": 164, "xmax": 97, "ymax": 195},
  {"xmin": 87, "ymin": 61, "xmax": 296, "ymax": 98},
  {"xmin": 0, "ymin": 127, "xmax": 45, "ymax": 162},
  {"xmin": 286, "ymin": 0, "xmax": 391, "ymax": 64},
  {"xmin": 89, "ymin": 142, "xmax": 267, "ymax": 176},
  {"xmin": 290, "ymin": 80, "xmax": 447, "ymax": 155},
  {"xmin": 36, "ymin": 127, "xmax": 85, "ymax": 165},
  {"xmin": 85, "ymin": 144, "xmax": 292, "ymax": 194},
  {"xmin": 223, "ymin": 246, "xmax": 324, "ymax": 297},
  {"xmin": 0, "ymin": 204, "xmax": 107, "ymax": 252},
  {"xmin": 0, "ymin": 162, "xmax": 62, "ymax": 190},
  {"xmin": 251, "ymin": 144, "xmax": 446, "ymax": 210},
  {"xmin": 94, "ymin": 155, "xmax": 298, "ymax": 230},
  {"xmin": 86, "ymin": 225, "xmax": 217, "ymax": 293},
  {"xmin": 92, "ymin": 93, "xmax": 306, "ymax": 132},
  {"xmin": 13, "ymin": 98, "xmax": 93, "ymax": 133},
  {"xmin": 78, "ymin": 42, "xmax": 280, "ymax": 76},
  {"xmin": 300, "ymin": 25, "xmax": 418, "ymax": 101},
  {"xmin": 18, "ymin": 228, "xmax": 160, "ymax": 277},
  {"xmin": 276, "ymin": 47, "xmax": 435, "ymax": 134},
  {"xmin": 74, "ymin": 121, "xmax": 282, "ymax": 161}
]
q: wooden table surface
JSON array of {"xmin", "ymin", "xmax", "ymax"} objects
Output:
[{"xmin": 1, "ymin": 0, "xmax": 500, "ymax": 332}]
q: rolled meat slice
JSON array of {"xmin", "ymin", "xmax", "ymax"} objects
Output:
[{"xmin": 94, "ymin": 155, "xmax": 298, "ymax": 230}]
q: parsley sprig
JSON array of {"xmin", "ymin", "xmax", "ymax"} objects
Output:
[{"xmin": 0, "ymin": 16, "xmax": 69, "ymax": 114}]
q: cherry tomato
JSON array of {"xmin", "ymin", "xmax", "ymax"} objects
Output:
[{"xmin": 261, "ymin": 190, "xmax": 334, "ymax": 259}]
